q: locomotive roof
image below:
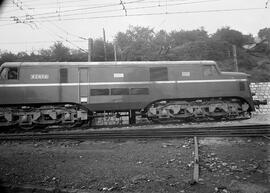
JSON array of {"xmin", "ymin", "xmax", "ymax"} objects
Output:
[{"xmin": 1, "ymin": 61, "xmax": 217, "ymax": 67}]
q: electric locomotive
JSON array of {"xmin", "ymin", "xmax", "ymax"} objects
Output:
[{"xmin": 0, "ymin": 61, "xmax": 256, "ymax": 129}]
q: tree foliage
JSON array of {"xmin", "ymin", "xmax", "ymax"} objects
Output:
[
  {"xmin": 115, "ymin": 26, "xmax": 155, "ymax": 60},
  {"xmin": 50, "ymin": 42, "xmax": 71, "ymax": 61},
  {"xmin": 212, "ymin": 27, "xmax": 253, "ymax": 47},
  {"xmin": 170, "ymin": 28, "xmax": 208, "ymax": 46},
  {"xmin": 258, "ymin": 27, "xmax": 270, "ymax": 54},
  {"xmin": 92, "ymin": 39, "xmax": 114, "ymax": 61},
  {"xmin": 168, "ymin": 40, "xmax": 231, "ymax": 61},
  {"xmin": 258, "ymin": 28, "xmax": 270, "ymax": 40}
]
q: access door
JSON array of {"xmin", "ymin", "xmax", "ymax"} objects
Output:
[{"xmin": 78, "ymin": 68, "xmax": 89, "ymax": 104}]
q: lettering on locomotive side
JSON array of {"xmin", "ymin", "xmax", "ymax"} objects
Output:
[
  {"xmin": 181, "ymin": 72, "xmax": 190, "ymax": 77},
  {"xmin": 30, "ymin": 74, "xmax": 49, "ymax": 80},
  {"xmin": 114, "ymin": 73, "xmax": 124, "ymax": 78}
]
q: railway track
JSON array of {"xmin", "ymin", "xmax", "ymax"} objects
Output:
[{"xmin": 0, "ymin": 124, "xmax": 269, "ymax": 141}]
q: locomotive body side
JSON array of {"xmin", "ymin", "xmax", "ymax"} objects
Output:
[{"xmin": 0, "ymin": 61, "xmax": 255, "ymax": 128}]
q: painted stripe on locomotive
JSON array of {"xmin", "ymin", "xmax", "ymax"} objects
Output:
[{"xmin": 0, "ymin": 79, "xmax": 247, "ymax": 87}]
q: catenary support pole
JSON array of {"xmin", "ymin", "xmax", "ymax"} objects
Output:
[
  {"xmin": 103, "ymin": 28, "xmax": 107, "ymax": 61},
  {"xmin": 114, "ymin": 44, "xmax": 117, "ymax": 61},
  {"xmin": 232, "ymin": 45, "xmax": 238, "ymax": 72},
  {"xmin": 88, "ymin": 38, "xmax": 93, "ymax": 62}
]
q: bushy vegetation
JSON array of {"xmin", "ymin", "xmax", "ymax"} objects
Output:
[{"xmin": 1, "ymin": 26, "xmax": 270, "ymax": 82}]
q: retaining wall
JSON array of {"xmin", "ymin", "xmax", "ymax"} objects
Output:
[{"xmin": 250, "ymin": 82, "xmax": 270, "ymax": 114}]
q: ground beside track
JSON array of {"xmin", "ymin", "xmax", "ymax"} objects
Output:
[
  {"xmin": 0, "ymin": 114, "xmax": 269, "ymax": 193},
  {"xmin": 0, "ymin": 136, "xmax": 269, "ymax": 193},
  {"xmin": 53, "ymin": 113, "xmax": 270, "ymax": 133},
  {"xmin": 1, "ymin": 113, "xmax": 269, "ymax": 134}
]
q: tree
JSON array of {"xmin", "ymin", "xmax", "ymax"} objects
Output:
[
  {"xmin": 38, "ymin": 49, "xmax": 52, "ymax": 61},
  {"xmin": 69, "ymin": 49, "xmax": 87, "ymax": 62},
  {"xmin": 50, "ymin": 41, "xmax": 71, "ymax": 62},
  {"xmin": 115, "ymin": 26, "xmax": 155, "ymax": 60},
  {"xmin": 151, "ymin": 30, "xmax": 171, "ymax": 60},
  {"xmin": 258, "ymin": 28, "xmax": 270, "ymax": 52},
  {"xmin": 258, "ymin": 28, "xmax": 270, "ymax": 41},
  {"xmin": 167, "ymin": 40, "xmax": 231, "ymax": 61},
  {"xmin": 0, "ymin": 52, "xmax": 17, "ymax": 65},
  {"xmin": 169, "ymin": 28, "xmax": 209, "ymax": 47},
  {"xmin": 212, "ymin": 27, "xmax": 253, "ymax": 47},
  {"xmin": 91, "ymin": 39, "xmax": 114, "ymax": 61}
]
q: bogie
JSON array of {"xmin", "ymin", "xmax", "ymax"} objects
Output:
[
  {"xmin": 146, "ymin": 98, "xmax": 251, "ymax": 122},
  {"xmin": 0, "ymin": 104, "xmax": 90, "ymax": 129}
]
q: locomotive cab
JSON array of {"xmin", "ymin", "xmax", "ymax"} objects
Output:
[
  {"xmin": 0, "ymin": 67, "xmax": 19, "ymax": 80},
  {"xmin": 0, "ymin": 63, "xmax": 23, "ymax": 106},
  {"xmin": 0, "ymin": 63, "xmax": 24, "ymax": 127},
  {"xmin": 0, "ymin": 63, "xmax": 20, "ymax": 81}
]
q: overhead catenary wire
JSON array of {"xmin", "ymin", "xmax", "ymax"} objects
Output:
[
  {"xmin": 0, "ymin": 7, "xmax": 267, "ymax": 23},
  {"xmin": 3, "ymin": 0, "xmax": 112, "ymax": 7},
  {"xmin": 0, "ymin": 40, "xmax": 85, "ymax": 44},
  {"xmin": 38, "ymin": 22, "xmax": 88, "ymax": 53},
  {"xmin": 37, "ymin": 21, "xmax": 89, "ymax": 52},
  {"xmin": 8, "ymin": 7, "xmax": 266, "ymax": 23},
  {"xmin": 20, "ymin": 0, "xmax": 124, "ymax": 7},
  {"xmin": 0, "ymin": 0, "xmax": 268, "ymax": 52},
  {"xmin": 0, "ymin": 0, "xmax": 219, "ymax": 18},
  {"xmin": 4, "ymin": 1, "xmax": 89, "ymax": 53},
  {"xmin": 6, "ymin": 0, "xmax": 180, "ymax": 8},
  {"xmin": 48, "ymin": 21, "xmax": 88, "ymax": 40},
  {"xmin": 0, "ymin": 5, "xmax": 268, "ymax": 24},
  {"xmin": 0, "ymin": 20, "xmax": 88, "ymax": 53},
  {"xmin": 2, "ymin": 0, "xmax": 142, "ymax": 10},
  {"xmin": 266, "ymin": 0, "xmax": 269, "ymax": 8},
  {"xmin": 0, "ymin": 0, "xmax": 261, "ymax": 21},
  {"xmin": 120, "ymin": 0, "xmax": 128, "ymax": 16},
  {"xmin": 22, "ymin": 0, "xmax": 223, "ymax": 20}
]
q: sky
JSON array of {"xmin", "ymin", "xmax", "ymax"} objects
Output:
[{"xmin": 0, "ymin": 0, "xmax": 269, "ymax": 53}]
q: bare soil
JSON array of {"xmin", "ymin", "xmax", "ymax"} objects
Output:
[{"xmin": 0, "ymin": 136, "xmax": 269, "ymax": 193}]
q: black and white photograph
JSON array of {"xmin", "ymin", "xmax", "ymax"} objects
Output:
[{"xmin": 0, "ymin": 0, "xmax": 269, "ymax": 192}]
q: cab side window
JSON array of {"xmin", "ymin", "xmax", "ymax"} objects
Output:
[
  {"xmin": 0, "ymin": 67, "xmax": 19, "ymax": 80},
  {"xmin": 203, "ymin": 65, "xmax": 217, "ymax": 77}
]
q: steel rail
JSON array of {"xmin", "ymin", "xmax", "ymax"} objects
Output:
[
  {"xmin": 5, "ymin": 123, "xmax": 270, "ymax": 133},
  {"xmin": 0, "ymin": 124, "xmax": 269, "ymax": 141}
]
